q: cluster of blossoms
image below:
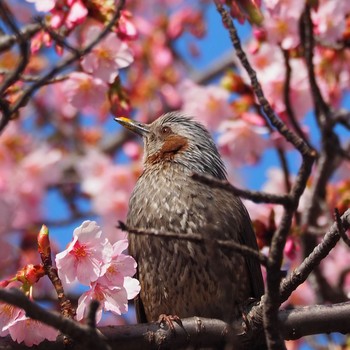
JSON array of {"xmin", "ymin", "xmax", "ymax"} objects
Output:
[
  {"xmin": 56, "ymin": 220, "xmax": 140, "ymax": 323},
  {"xmin": 0, "ymin": 221, "xmax": 140, "ymax": 346},
  {"xmin": 25, "ymin": 0, "xmax": 136, "ymax": 118}
]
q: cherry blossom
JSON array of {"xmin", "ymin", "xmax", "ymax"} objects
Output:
[
  {"xmin": 263, "ymin": 0, "xmax": 304, "ymax": 49},
  {"xmin": 98, "ymin": 239, "xmax": 137, "ymax": 286},
  {"xmin": 76, "ymin": 276, "xmax": 140, "ymax": 324},
  {"xmin": 5, "ymin": 309, "xmax": 58, "ymax": 346},
  {"xmin": 246, "ymin": 43, "xmax": 312, "ymax": 119},
  {"xmin": 179, "ymin": 80, "xmax": 233, "ymax": 131},
  {"xmin": 218, "ymin": 119, "xmax": 269, "ymax": 166},
  {"xmin": 76, "ymin": 283, "xmax": 128, "ymax": 323},
  {"xmin": 81, "ymin": 26, "xmax": 134, "ymax": 83},
  {"xmin": 61, "ymin": 72, "xmax": 108, "ymax": 112},
  {"xmin": 50, "ymin": 0, "xmax": 88, "ymax": 30},
  {"xmin": 311, "ymin": 0, "xmax": 350, "ymax": 43},
  {"xmin": 0, "ymin": 303, "xmax": 21, "ymax": 337},
  {"xmin": 55, "ymin": 221, "xmax": 113, "ymax": 285},
  {"xmin": 118, "ymin": 10, "xmax": 138, "ymax": 40},
  {"xmin": 25, "ymin": 0, "xmax": 56, "ymax": 12},
  {"xmin": 76, "ymin": 150, "xmax": 140, "ymax": 242}
]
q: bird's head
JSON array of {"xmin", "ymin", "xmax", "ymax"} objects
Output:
[{"xmin": 115, "ymin": 111, "xmax": 227, "ymax": 179}]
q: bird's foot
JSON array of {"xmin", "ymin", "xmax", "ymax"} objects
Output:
[
  {"xmin": 158, "ymin": 314, "xmax": 183, "ymax": 332},
  {"xmin": 239, "ymin": 298, "xmax": 262, "ymax": 332}
]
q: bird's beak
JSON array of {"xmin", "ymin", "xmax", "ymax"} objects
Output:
[{"xmin": 114, "ymin": 117, "xmax": 150, "ymax": 136}]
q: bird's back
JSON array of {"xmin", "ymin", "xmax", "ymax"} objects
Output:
[{"xmin": 127, "ymin": 162, "xmax": 263, "ymax": 322}]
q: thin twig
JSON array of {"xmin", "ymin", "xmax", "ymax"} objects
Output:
[
  {"xmin": 0, "ymin": 69, "xmax": 68, "ymax": 84},
  {"xmin": 301, "ymin": 5, "xmax": 331, "ymax": 127},
  {"xmin": 281, "ymin": 48, "xmax": 314, "ymax": 152},
  {"xmin": 0, "ymin": 23, "xmax": 40, "ymax": 52},
  {"xmin": 0, "ymin": 2, "xmax": 29, "ymax": 96},
  {"xmin": 39, "ymin": 230, "xmax": 75, "ymax": 319},
  {"xmin": 279, "ymin": 208, "xmax": 350, "ymax": 302},
  {"xmin": 118, "ymin": 221, "xmax": 268, "ymax": 266},
  {"xmin": 192, "ymin": 173, "xmax": 292, "ymax": 206},
  {"xmin": 275, "ymin": 146, "xmax": 292, "ymax": 194}
]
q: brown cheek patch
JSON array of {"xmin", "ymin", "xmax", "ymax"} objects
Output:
[{"xmin": 147, "ymin": 135, "xmax": 188, "ymax": 164}]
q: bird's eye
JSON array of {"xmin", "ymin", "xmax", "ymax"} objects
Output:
[{"xmin": 161, "ymin": 126, "xmax": 171, "ymax": 135}]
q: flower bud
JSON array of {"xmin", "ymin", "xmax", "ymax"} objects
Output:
[
  {"xmin": 16, "ymin": 264, "xmax": 45, "ymax": 286},
  {"xmin": 38, "ymin": 224, "xmax": 51, "ymax": 258}
]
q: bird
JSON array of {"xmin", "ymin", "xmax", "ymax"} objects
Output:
[{"xmin": 115, "ymin": 111, "xmax": 264, "ymax": 324}]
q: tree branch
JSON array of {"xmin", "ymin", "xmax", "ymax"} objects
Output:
[
  {"xmin": 192, "ymin": 173, "xmax": 292, "ymax": 206},
  {"xmin": 213, "ymin": 0, "xmax": 315, "ymax": 159},
  {"xmin": 0, "ymin": 288, "xmax": 110, "ymax": 350},
  {"xmin": 118, "ymin": 222, "xmax": 268, "ymax": 266},
  {"xmin": 1, "ymin": 296, "xmax": 350, "ymax": 349},
  {"xmin": 279, "ymin": 208, "xmax": 350, "ymax": 303}
]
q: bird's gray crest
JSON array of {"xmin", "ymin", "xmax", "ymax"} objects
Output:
[{"xmin": 145, "ymin": 111, "xmax": 227, "ymax": 180}]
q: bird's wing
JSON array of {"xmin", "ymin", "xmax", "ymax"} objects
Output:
[
  {"xmin": 133, "ymin": 283, "xmax": 148, "ymax": 323},
  {"xmin": 128, "ymin": 234, "xmax": 149, "ymax": 323},
  {"xmin": 237, "ymin": 204, "xmax": 265, "ymax": 299}
]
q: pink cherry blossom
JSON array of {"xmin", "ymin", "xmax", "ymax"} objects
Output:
[
  {"xmin": 123, "ymin": 276, "xmax": 141, "ymax": 300},
  {"xmin": 123, "ymin": 141, "xmax": 142, "ymax": 161},
  {"xmin": 247, "ymin": 43, "xmax": 312, "ymax": 119},
  {"xmin": 50, "ymin": 0, "xmax": 88, "ymax": 30},
  {"xmin": 118, "ymin": 11, "xmax": 138, "ymax": 40},
  {"xmin": 0, "ymin": 303, "xmax": 21, "ymax": 336},
  {"xmin": 98, "ymin": 239, "xmax": 137, "ymax": 286},
  {"xmin": 55, "ymin": 221, "xmax": 113, "ymax": 285},
  {"xmin": 25, "ymin": 0, "xmax": 56, "ymax": 12},
  {"xmin": 263, "ymin": 0, "xmax": 304, "ymax": 49},
  {"xmin": 218, "ymin": 119, "xmax": 269, "ymax": 166},
  {"xmin": 81, "ymin": 26, "xmax": 134, "ymax": 83},
  {"xmin": 179, "ymin": 80, "xmax": 233, "ymax": 131},
  {"xmin": 311, "ymin": 0, "xmax": 350, "ymax": 43},
  {"xmin": 5, "ymin": 309, "xmax": 58, "ymax": 346},
  {"xmin": 61, "ymin": 72, "xmax": 108, "ymax": 112},
  {"xmin": 76, "ymin": 150, "xmax": 140, "ymax": 242},
  {"xmin": 76, "ymin": 283, "xmax": 128, "ymax": 323}
]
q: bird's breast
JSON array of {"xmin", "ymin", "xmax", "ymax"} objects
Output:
[{"xmin": 128, "ymin": 164, "xmax": 207, "ymax": 234}]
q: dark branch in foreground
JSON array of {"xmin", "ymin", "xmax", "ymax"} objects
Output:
[
  {"xmin": 0, "ymin": 288, "xmax": 110, "ymax": 350},
  {"xmin": 1, "ymin": 289, "xmax": 350, "ymax": 350}
]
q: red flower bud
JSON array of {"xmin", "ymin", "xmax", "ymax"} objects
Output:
[
  {"xmin": 38, "ymin": 224, "xmax": 51, "ymax": 258},
  {"xmin": 16, "ymin": 264, "xmax": 45, "ymax": 286}
]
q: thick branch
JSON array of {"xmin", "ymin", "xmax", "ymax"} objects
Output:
[{"xmin": 1, "ymin": 303, "xmax": 350, "ymax": 349}]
